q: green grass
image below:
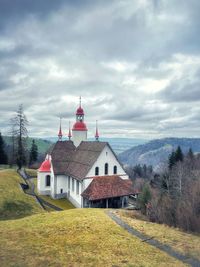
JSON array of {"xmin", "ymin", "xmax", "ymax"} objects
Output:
[
  {"xmin": 31, "ymin": 177, "xmax": 75, "ymax": 210},
  {"xmin": 116, "ymin": 210, "xmax": 200, "ymax": 261},
  {"xmin": 0, "ymin": 209, "xmax": 186, "ymax": 267},
  {"xmin": 0, "ymin": 169, "xmax": 44, "ymax": 220}
]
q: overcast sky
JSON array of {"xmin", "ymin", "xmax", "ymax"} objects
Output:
[{"xmin": 0, "ymin": 0, "xmax": 200, "ymax": 139}]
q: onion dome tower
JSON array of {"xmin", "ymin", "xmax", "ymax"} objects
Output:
[
  {"xmin": 58, "ymin": 118, "xmax": 63, "ymax": 141},
  {"xmin": 72, "ymin": 97, "xmax": 88, "ymax": 147},
  {"xmin": 95, "ymin": 120, "xmax": 99, "ymax": 141}
]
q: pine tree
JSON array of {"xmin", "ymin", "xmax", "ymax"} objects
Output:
[
  {"xmin": 29, "ymin": 139, "xmax": 38, "ymax": 165},
  {"xmin": 0, "ymin": 132, "xmax": 8, "ymax": 164},
  {"xmin": 168, "ymin": 151, "xmax": 176, "ymax": 170},
  {"xmin": 187, "ymin": 148, "xmax": 194, "ymax": 160},
  {"xmin": 175, "ymin": 146, "xmax": 184, "ymax": 162}
]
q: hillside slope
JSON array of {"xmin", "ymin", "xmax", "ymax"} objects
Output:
[
  {"xmin": 0, "ymin": 169, "xmax": 43, "ymax": 220},
  {"xmin": 3, "ymin": 136, "xmax": 53, "ymax": 155},
  {"xmin": 0, "ymin": 209, "xmax": 186, "ymax": 267},
  {"xmin": 118, "ymin": 137, "xmax": 200, "ymax": 169}
]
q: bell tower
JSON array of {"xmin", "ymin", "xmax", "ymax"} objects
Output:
[{"xmin": 72, "ymin": 97, "xmax": 88, "ymax": 147}]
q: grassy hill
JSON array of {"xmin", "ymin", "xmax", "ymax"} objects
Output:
[
  {"xmin": 0, "ymin": 169, "xmax": 44, "ymax": 220},
  {"xmin": 0, "ymin": 209, "xmax": 187, "ymax": 267},
  {"xmin": 0, "ymin": 169, "xmax": 199, "ymax": 266}
]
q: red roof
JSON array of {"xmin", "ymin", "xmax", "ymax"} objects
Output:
[
  {"xmin": 38, "ymin": 159, "xmax": 51, "ymax": 172},
  {"xmin": 81, "ymin": 176, "xmax": 136, "ymax": 201},
  {"xmin": 72, "ymin": 121, "xmax": 87, "ymax": 131},
  {"xmin": 76, "ymin": 106, "xmax": 84, "ymax": 115}
]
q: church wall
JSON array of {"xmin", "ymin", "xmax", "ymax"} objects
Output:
[
  {"xmin": 72, "ymin": 130, "xmax": 87, "ymax": 147},
  {"xmin": 55, "ymin": 175, "xmax": 68, "ymax": 198},
  {"xmin": 86, "ymin": 145, "xmax": 128, "ymax": 179},
  {"xmin": 37, "ymin": 171, "xmax": 51, "ymax": 195},
  {"xmin": 68, "ymin": 176, "xmax": 82, "ymax": 207}
]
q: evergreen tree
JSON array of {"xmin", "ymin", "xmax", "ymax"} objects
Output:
[
  {"xmin": 29, "ymin": 139, "xmax": 38, "ymax": 165},
  {"xmin": 187, "ymin": 148, "xmax": 194, "ymax": 160},
  {"xmin": 0, "ymin": 132, "xmax": 8, "ymax": 164},
  {"xmin": 138, "ymin": 184, "xmax": 151, "ymax": 214},
  {"xmin": 175, "ymin": 146, "xmax": 184, "ymax": 162},
  {"xmin": 168, "ymin": 151, "xmax": 176, "ymax": 169}
]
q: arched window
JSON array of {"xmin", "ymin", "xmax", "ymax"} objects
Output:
[
  {"xmin": 46, "ymin": 175, "xmax": 51, "ymax": 186},
  {"xmin": 113, "ymin": 165, "xmax": 117, "ymax": 174},
  {"xmin": 95, "ymin": 167, "xmax": 99, "ymax": 176},
  {"xmin": 105, "ymin": 163, "xmax": 108, "ymax": 175}
]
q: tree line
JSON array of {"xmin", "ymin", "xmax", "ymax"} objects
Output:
[
  {"xmin": 0, "ymin": 104, "xmax": 38, "ymax": 169},
  {"xmin": 138, "ymin": 146, "xmax": 200, "ymax": 233}
]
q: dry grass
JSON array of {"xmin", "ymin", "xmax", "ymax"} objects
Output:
[
  {"xmin": 0, "ymin": 209, "xmax": 186, "ymax": 267},
  {"xmin": 25, "ymin": 168, "xmax": 37, "ymax": 177},
  {"xmin": 0, "ymin": 169, "xmax": 44, "ymax": 220},
  {"xmin": 31, "ymin": 177, "xmax": 75, "ymax": 210},
  {"xmin": 116, "ymin": 210, "xmax": 200, "ymax": 261}
]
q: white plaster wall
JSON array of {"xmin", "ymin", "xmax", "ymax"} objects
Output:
[
  {"xmin": 68, "ymin": 176, "xmax": 82, "ymax": 206},
  {"xmin": 37, "ymin": 171, "xmax": 51, "ymax": 194},
  {"xmin": 82, "ymin": 178, "xmax": 93, "ymax": 191},
  {"xmin": 72, "ymin": 130, "xmax": 87, "ymax": 147},
  {"xmin": 86, "ymin": 145, "xmax": 128, "ymax": 179},
  {"xmin": 56, "ymin": 175, "xmax": 68, "ymax": 194}
]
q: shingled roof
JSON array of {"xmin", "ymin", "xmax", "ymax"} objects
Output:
[
  {"xmin": 81, "ymin": 176, "xmax": 135, "ymax": 201},
  {"xmin": 51, "ymin": 141, "xmax": 108, "ymax": 180},
  {"xmin": 51, "ymin": 141, "xmax": 76, "ymax": 175}
]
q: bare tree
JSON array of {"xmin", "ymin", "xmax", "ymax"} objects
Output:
[{"xmin": 11, "ymin": 104, "xmax": 28, "ymax": 169}]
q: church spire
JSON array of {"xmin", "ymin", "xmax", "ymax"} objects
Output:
[
  {"xmin": 68, "ymin": 121, "xmax": 72, "ymax": 140},
  {"xmin": 58, "ymin": 117, "xmax": 63, "ymax": 141},
  {"xmin": 95, "ymin": 120, "xmax": 99, "ymax": 141}
]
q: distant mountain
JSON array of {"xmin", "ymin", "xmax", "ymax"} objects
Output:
[
  {"xmin": 3, "ymin": 136, "xmax": 53, "ymax": 155},
  {"xmin": 44, "ymin": 137, "xmax": 147, "ymax": 154},
  {"xmin": 118, "ymin": 138, "xmax": 200, "ymax": 170}
]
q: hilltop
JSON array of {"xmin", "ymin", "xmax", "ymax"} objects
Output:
[
  {"xmin": 118, "ymin": 137, "xmax": 200, "ymax": 169},
  {"xmin": 0, "ymin": 169, "xmax": 199, "ymax": 266}
]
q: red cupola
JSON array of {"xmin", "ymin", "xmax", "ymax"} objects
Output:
[
  {"xmin": 72, "ymin": 96, "xmax": 88, "ymax": 132},
  {"xmin": 76, "ymin": 106, "xmax": 84, "ymax": 115},
  {"xmin": 73, "ymin": 121, "xmax": 88, "ymax": 131},
  {"xmin": 38, "ymin": 158, "xmax": 51, "ymax": 172}
]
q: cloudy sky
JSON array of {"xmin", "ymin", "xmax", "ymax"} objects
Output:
[{"xmin": 0, "ymin": 0, "xmax": 200, "ymax": 139}]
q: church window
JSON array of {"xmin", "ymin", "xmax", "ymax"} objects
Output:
[
  {"xmin": 95, "ymin": 166, "xmax": 99, "ymax": 176},
  {"xmin": 105, "ymin": 163, "xmax": 108, "ymax": 175},
  {"xmin": 76, "ymin": 181, "xmax": 79, "ymax": 195},
  {"xmin": 72, "ymin": 178, "xmax": 74, "ymax": 192},
  {"xmin": 60, "ymin": 189, "xmax": 63, "ymax": 194},
  {"xmin": 113, "ymin": 165, "xmax": 117, "ymax": 174},
  {"xmin": 46, "ymin": 175, "xmax": 51, "ymax": 186}
]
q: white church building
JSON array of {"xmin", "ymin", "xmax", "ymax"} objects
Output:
[{"xmin": 37, "ymin": 100, "xmax": 135, "ymax": 208}]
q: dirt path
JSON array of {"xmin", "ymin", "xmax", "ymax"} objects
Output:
[
  {"xmin": 18, "ymin": 169, "xmax": 63, "ymax": 211},
  {"xmin": 106, "ymin": 211, "xmax": 200, "ymax": 267}
]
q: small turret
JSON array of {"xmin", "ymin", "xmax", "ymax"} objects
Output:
[
  {"xmin": 95, "ymin": 120, "xmax": 99, "ymax": 141},
  {"xmin": 58, "ymin": 118, "xmax": 63, "ymax": 141},
  {"xmin": 68, "ymin": 121, "xmax": 72, "ymax": 140}
]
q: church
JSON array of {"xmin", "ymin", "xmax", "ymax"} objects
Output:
[{"xmin": 37, "ymin": 99, "xmax": 135, "ymax": 208}]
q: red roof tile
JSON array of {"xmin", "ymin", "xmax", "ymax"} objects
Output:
[{"xmin": 81, "ymin": 176, "xmax": 136, "ymax": 201}]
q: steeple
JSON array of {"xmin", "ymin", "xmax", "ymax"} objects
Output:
[
  {"xmin": 68, "ymin": 121, "xmax": 72, "ymax": 140},
  {"xmin": 95, "ymin": 120, "xmax": 99, "ymax": 141},
  {"xmin": 58, "ymin": 118, "xmax": 63, "ymax": 141},
  {"xmin": 72, "ymin": 97, "xmax": 88, "ymax": 147}
]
